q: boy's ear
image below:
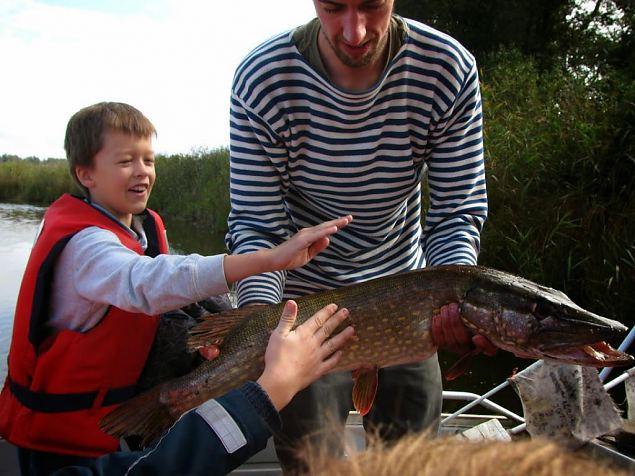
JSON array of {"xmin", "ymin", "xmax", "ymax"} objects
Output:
[{"xmin": 75, "ymin": 165, "xmax": 95, "ymax": 189}]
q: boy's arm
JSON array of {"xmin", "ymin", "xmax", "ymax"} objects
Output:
[
  {"xmin": 56, "ymin": 227, "xmax": 229, "ymax": 321},
  {"xmin": 223, "ymin": 215, "xmax": 352, "ymax": 285},
  {"xmin": 52, "ymin": 214, "xmax": 349, "ymax": 332}
]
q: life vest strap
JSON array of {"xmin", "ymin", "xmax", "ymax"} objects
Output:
[{"xmin": 8, "ymin": 377, "xmax": 137, "ymax": 413}]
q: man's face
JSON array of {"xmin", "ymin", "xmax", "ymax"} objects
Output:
[{"xmin": 313, "ymin": 0, "xmax": 393, "ymax": 68}]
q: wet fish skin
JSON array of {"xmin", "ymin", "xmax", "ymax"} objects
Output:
[
  {"xmin": 455, "ymin": 267, "xmax": 629, "ymax": 362},
  {"xmin": 100, "ymin": 265, "xmax": 632, "ymax": 444}
]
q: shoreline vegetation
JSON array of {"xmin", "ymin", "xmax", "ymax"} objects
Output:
[{"xmin": 0, "ymin": 51, "xmax": 633, "ymax": 328}]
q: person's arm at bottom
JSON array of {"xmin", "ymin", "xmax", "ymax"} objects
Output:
[{"xmin": 54, "ymin": 301, "xmax": 354, "ymax": 476}]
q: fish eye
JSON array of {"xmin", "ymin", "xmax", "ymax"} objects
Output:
[{"xmin": 531, "ymin": 300, "xmax": 556, "ymax": 320}]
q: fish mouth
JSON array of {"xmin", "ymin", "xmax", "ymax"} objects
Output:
[
  {"xmin": 540, "ymin": 341, "xmax": 634, "ymax": 367},
  {"xmin": 531, "ymin": 312, "xmax": 628, "ymax": 349}
]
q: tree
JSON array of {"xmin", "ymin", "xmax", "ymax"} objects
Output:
[
  {"xmin": 394, "ymin": 0, "xmax": 632, "ymax": 74},
  {"xmin": 394, "ymin": 0, "xmax": 571, "ymax": 62}
]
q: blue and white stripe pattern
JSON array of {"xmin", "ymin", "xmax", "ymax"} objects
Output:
[{"xmin": 226, "ymin": 18, "xmax": 487, "ymax": 306}]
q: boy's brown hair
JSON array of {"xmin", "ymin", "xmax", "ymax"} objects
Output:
[{"xmin": 64, "ymin": 102, "xmax": 156, "ymax": 196}]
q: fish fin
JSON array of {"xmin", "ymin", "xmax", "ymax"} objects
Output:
[
  {"xmin": 99, "ymin": 386, "xmax": 174, "ymax": 447},
  {"xmin": 352, "ymin": 367, "xmax": 379, "ymax": 416},
  {"xmin": 187, "ymin": 308, "xmax": 254, "ymax": 351},
  {"xmin": 444, "ymin": 348, "xmax": 482, "ymax": 381}
]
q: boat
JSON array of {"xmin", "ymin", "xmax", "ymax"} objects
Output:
[{"xmin": 2, "ymin": 328, "xmax": 634, "ymax": 475}]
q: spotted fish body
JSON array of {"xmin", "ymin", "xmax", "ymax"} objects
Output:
[{"xmin": 100, "ymin": 265, "xmax": 632, "ymax": 445}]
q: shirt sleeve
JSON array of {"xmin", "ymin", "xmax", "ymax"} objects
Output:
[
  {"xmin": 421, "ymin": 59, "xmax": 488, "ymax": 266},
  {"xmin": 65, "ymin": 226, "xmax": 231, "ymax": 315},
  {"xmin": 225, "ymin": 93, "xmax": 291, "ymax": 307},
  {"xmin": 52, "ymin": 382, "xmax": 280, "ymax": 476}
]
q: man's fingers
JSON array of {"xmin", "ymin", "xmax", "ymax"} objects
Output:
[
  {"xmin": 317, "ymin": 324, "xmax": 355, "ymax": 374},
  {"xmin": 473, "ymin": 335, "xmax": 498, "ymax": 356},
  {"xmin": 446, "ymin": 303, "xmax": 470, "ymax": 346},
  {"xmin": 439, "ymin": 305, "xmax": 459, "ymax": 347},
  {"xmin": 276, "ymin": 300, "xmax": 298, "ymax": 334},
  {"xmin": 198, "ymin": 345, "xmax": 220, "ymax": 360},
  {"xmin": 318, "ymin": 215, "xmax": 352, "ymax": 232}
]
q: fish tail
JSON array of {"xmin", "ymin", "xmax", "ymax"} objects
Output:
[{"xmin": 99, "ymin": 386, "xmax": 175, "ymax": 447}]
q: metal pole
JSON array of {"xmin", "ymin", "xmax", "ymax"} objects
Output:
[
  {"xmin": 599, "ymin": 325, "xmax": 635, "ymax": 382},
  {"xmin": 441, "ymin": 360, "xmax": 543, "ymax": 425}
]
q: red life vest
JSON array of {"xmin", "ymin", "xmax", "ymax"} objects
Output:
[{"xmin": 0, "ymin": 194, "xmax": 169, "ymax": 457}]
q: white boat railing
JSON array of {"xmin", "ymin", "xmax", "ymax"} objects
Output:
[
  {"xmin": 441, "ymin": 390, "xmax": 525, "ymax": 424},
  {"xmin": 441, "ymin": 326, "xmax": 635, "ymax": 445},
  {"xmin": 599, "ymin": 325, "xmax": 635, "ymax": 382},
  {"xmin": 441, "ymin": 360, "xmax": 545, "ymax": 427}
]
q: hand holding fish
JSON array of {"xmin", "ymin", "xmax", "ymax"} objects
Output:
[
  {"xmin": 431, "ymin": 303, "xmax": 498, "ymax": 356},
  {"xmin": 223, "ymin": 215, "xmax": 353, "ymax": 284},
  {"xmin": 198, "ymin": 345, "xmax": 220, "ymax": 360},
  {"xmin": 257, "ymin": 300, "xmax": 355, "ymax": 410}
]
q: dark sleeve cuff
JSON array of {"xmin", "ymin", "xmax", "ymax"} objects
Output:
[{"xmin": 238, "ymin": 381, "xmax": 282, "ymax": 432}]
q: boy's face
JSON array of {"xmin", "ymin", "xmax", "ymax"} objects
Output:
[{"xmin": 76, "ymin": 129, "xmax": 155, "ymax": 227}]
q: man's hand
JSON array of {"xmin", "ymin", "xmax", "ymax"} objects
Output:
[
  {"xmin": 257, "ymin": 300, "xmax": 355, "ymax": 410},
  {"xmin": 431, "ymin": 303, "xmax": 497, "ymax": 356},
  {"xmin": 198, "ymin": 345, "xmax": 220, "ymax": 360}
]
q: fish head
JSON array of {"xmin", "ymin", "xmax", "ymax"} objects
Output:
[{"xmin": 458, "ymin": 273, "xmax": 633, "ymax": 367}]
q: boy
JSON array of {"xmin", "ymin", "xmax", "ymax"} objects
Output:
[{"xmin": 0, "ymin": 102, "xmax": 353, "ymax": 474}]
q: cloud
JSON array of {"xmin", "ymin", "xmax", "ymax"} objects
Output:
[{"xmin": 0, "ymin": 0, "xmax": 316, "ymax": 158}]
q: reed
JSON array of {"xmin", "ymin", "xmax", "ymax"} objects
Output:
[
  {"xmin": 149, "ymin": 147, "xmax": 231, "ymax": 234},
  {"xmin": 0, "ymin": 158, "xmax": 71, "ymax": 205}
]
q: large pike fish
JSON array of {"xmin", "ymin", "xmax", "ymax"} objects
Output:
[{"xmin": 100, "ymin": 265, "xmax": 633, "ymax": 445}]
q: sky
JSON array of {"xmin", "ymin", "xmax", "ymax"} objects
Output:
[{"xmin": 0, "ymin": 0, "xmax": 317, "ymax": 159}]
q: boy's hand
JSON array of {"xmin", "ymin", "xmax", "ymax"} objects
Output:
[
  {"xmin": 223, "ymin": 215, "xmax": 352, "ymax": 284},
  {"xmin": 257, "ymin": 300, "xmax": 355, "ymax": 410},
  {"xmin": 266, "ymin": 215, "xmax": 353, "ymax": 271},
  {"xmin": 431, "ymin": 303, "xmax": 498, "ymax": 356}
]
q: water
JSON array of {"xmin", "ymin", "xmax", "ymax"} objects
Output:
[
  {"xmin": 0, "ymin": 203, "xmax": 527, "ymax": 414},
  {"xmin": 0, "ymin": 203, "xmax": 46, "ymax": 383}
]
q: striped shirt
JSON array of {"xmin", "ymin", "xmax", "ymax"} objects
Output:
[{"xmin": 226, "ymin": 17, "xmax": 487, "ymax": 306}]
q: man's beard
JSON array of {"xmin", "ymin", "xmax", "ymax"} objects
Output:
[{"xmin": 324, "ymin": 31, "xmax": 388, "ymax": 68}]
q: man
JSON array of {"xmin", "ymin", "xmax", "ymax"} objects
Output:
[{"xmin": 226, "ymin": 0, "xmax": 489, "ymax": 472}]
